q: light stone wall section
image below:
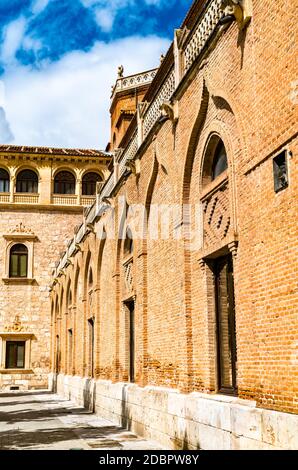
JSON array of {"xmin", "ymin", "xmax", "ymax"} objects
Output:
[
  {"xmin": 0, "ymin": 210, "xmax": 83, "ymax": 390},
  {"xmin": 0, "ymin": 147, "xmax": 111, "ymax": 390},
  {"xmin": 52, "ymin": 374, "xmax": 298, "ymax": 450}
]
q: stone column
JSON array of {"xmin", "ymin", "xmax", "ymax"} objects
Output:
[
  {"xmin": 9, "ymin": 176, "xmax": 15, "ymax": 203},
  {"xmin": 174, "ymin": 29, "xmax": 184, "ymax": 88},
  {"xmin": 77, "ymin": 178, "xmax": 82, "ymax": 205}
]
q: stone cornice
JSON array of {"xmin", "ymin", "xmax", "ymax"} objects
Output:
[{"xmin": 0, "ymin": 152, "xmax": 111, "ymax": 165}]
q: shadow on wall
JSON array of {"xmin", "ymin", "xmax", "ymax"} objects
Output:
[
  {"xmin": 121, "ymin": 384, "xmax": 130, "ymax": 429},
  {"xmin": 83, "ymin": 379, "xmax": 95, "ymax": 412},
  {"xmin": 52, "ymin": 374, "xmax": 57, "ymax": 394},
  {"xmin": 119, "ymin": 384, "xmax": 200, "ymax": 450},
  {"xmin": 172, "ymin": 429, "xmax": 200, "ymax": 450}
]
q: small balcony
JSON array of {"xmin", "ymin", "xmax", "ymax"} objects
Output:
[
  {"xmin": 0, "ymin": 192, "xmax": 40, "ymax": 204},
  {"xmin": 0, "ymin": 192, "xmax": 96, "ymax": 207},
  {"xmin": 14, "ymin": 193, "xmax": 40, "ymax": 204},
  {"xmin": 52, "ymin": 194, "xmax": 78, "ymax": 206},
  {"xmin": 0, "ymin": 193, "xmax": 10, "ymax": 203}
]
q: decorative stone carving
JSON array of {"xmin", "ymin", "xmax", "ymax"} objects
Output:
[
  {"xmin": 125, "ymin": 159, "xmax": 141, "ymax": 176},
  {"xmin": 4, "ymin": 223, "xmax": 37, "ymax": 241},
  {"xmin": 118, "ymin": 65, "xmax": 124, "ymax": 78},
  {"xmin": 203, "ymin": 181, "xmax": 231, "ymax": 248},
  {"xmin": 86, "ymin": 223, "xmax": 95, "ymax": 233},
  {"xmin": 65, "ymin": 258, "xmax": 73, "ymax": 268},
  {"xmin": 9, "ymin": 223, "xmax": 33, "ymax": 234},
  {"xmin": 123, "ymin": 258, "xmax": 134, "ymax": 294},
  {"xmin": 102, "ymin": 197, "xmax": 113, "ymax": 206},
  {"xmin": 4, "ymin": 315, "xmax": 28, "ymax": 333},
  {"xmin": 160, "ymin": 101, "xmax": 174, "ymax": 122},
  {"xmin": 220, "ymin": 0, "xmax": 252, "ymax": 29}
]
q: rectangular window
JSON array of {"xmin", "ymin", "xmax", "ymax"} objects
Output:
[
  {"xmin": 10, "ymin": 254, "xmax": 19, "ymax": 277},
  {"xmin": 0, "ymin": 180, "xmax": 9, "ymax": 192},
  {"xmin": 214, "ymin": 255, "xmax": 237, "ymax": 395},
  {"xmin": 9, "ymin": 253, "xmax": 28, "ymax": 278},
  {"xmin": 273, "ymin": 150, "xmax": 288, "ymax": 193},
  {"xmin": 5, "ymin": 341, "xmax": 25, "ymax": 369}
]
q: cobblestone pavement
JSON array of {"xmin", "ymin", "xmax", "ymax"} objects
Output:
[{"xmin": 0, "ymin": 391, "xmax": 164, "ymax": 450}]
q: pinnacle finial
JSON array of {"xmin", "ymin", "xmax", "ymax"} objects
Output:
[{"xmin": 118, "ymin": 65, "xmax": 124, "ymax": 78}]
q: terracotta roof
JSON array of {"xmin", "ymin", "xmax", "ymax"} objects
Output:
[{"xmin": 0, "ymin": 144, "xmax": 111, "ymax": 158}]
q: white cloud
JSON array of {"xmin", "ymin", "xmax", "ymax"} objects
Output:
[
  {"xmin": 80, "ymin": 0, "xmax": 168, "ymax": 32},
  {"xmin": 0, "ymin": 107, "xmax": 14, "ymax": 142},
  {"xmin": 31, "ymin": 0, "xmax": 52, "ymax": 15},
  {"xmin": 2, "ymin": 35, "xmax": 169, "ymax": 149},
  {"xmin": 94, "ymin": 8, "xmax": 115, "ymax": 32},
  {"xmin": 1, "ymin": 17, "xmax": 27, "ymax": 65}
]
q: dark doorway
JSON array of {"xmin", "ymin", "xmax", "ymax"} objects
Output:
[
  {"xmin": 68, "ymin": 329, "xmax": 73, "ymax": 374},
  {"xmin": 126, "ymin": 300, "xmax": 135, "ymax": 383},
  {"xmin": 55, "ymin": 335, "xmax": 60, "ymax": 373},
  {"xmin": 88, "ymin": 319, "xmax": 95, "ymax": 378},
  {"xmin": 214, "ymin": 254, "xmax": 237, "ymax": 395}
]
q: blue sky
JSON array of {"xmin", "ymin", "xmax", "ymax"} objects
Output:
[{"xmin": 0, "ymin": 0, "xmax": 192, "ymax": 148}]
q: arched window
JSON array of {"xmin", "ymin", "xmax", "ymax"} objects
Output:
[
  {"xmin": 124, "ymin": 229, "xmax": 134, "ymax": 256},
  {"xmin": 16, "ymin": 170, "xmax": 38, "ymax": 193},
  {"xmin": 54, "ymin": 171, "xmax": 75, "ymax": 195},
  {"xmin": 9, "ymin": 244, "xmax": 28, "ymax": 278},
  {"xmin": 0, "ymin": 169, "xmax": 10, "ymax": 192},
  {"xmin": 211, "ymin": 141, "xmax": 228, "ymax": 181},
  {"xmin": 82, "ymin": 172, "xmax": 102, "ymax": 196}
]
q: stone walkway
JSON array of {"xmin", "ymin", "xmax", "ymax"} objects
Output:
[{"xmin": 0, "ymin": 391, "xmax": 164, "ymax": 450}]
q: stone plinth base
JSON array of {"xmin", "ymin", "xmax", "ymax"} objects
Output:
[{"xmin": 49, "ymin": 373, "xmax": 298, "ymax": 450}]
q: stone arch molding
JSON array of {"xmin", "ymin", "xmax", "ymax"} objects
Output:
[{"xmin": 181, "ymin": 79, "xmax": 241, "ymax": 257}]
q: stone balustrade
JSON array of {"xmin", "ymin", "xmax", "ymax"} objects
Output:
[
  {"xmin": 183, "ymin": 0, "xmax": 224, "ymax": 72},
  {"xmin": 111, "ymin": 69, "xmax": 158, "ymax": 101}
]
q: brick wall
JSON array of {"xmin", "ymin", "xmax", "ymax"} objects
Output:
[{"xmin": 51, "ymin": 0, "xmax": 298, "ymax": 416}]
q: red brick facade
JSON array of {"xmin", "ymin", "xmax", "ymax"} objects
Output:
[{"xmin": 50, "ymin": 0, "xmax": 298, "ymax": 437}]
